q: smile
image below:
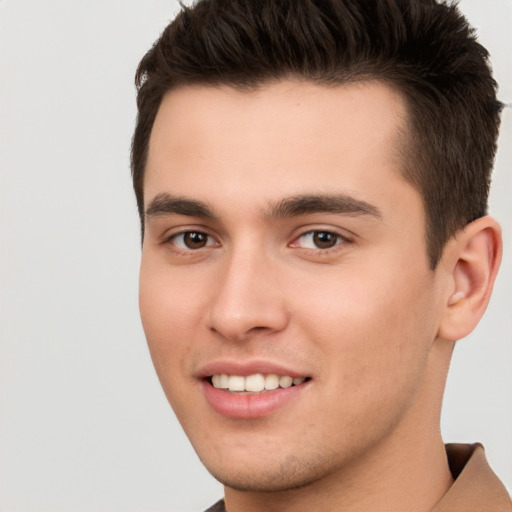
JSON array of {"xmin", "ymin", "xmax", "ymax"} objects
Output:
[
  {"xmin": 202, "ymin": 370, "xmax": 312, "ymax": 418},
  {"xmin": 210, "ymin": 373, "xmax": 308, "ymax": 393}
]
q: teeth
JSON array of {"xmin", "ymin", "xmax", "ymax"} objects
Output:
[
  {"xmin": 264, "ymin": 374, "xmax": 279, "ymax": 390},
  {"xmin": 211, "ymin": 373, "xmax": 308, "ymax": 392},
  {"xmin": 228, "ymin": 375, "xmax": 245, "ymax": 392},
  {"xmin": 279, "ymin": 375, "xmax": 293, "ymax": 388},
  {"xmin": 245, "ymin": 373, "xmax": 265, "ymax": 392},
  {"xmin": 219, "ymin": 374, "xmax": 229, "ymax": 388}
]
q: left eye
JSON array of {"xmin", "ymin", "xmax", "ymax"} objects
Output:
[
  {"xmin": 293, "ymin": 230, "xmax": 345, "ymax": 250},
  {"xmin": 170, "ymin": 231, "xmax": 217, "ymax": 250}
]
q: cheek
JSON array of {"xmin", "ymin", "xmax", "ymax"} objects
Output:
[
  {"xmin": 139, "ymin": 253, "xmax": 206, "ymax": 331},
  {"xmin": 138, "ymin": 261, "xmax": 203, "ymax": 391},
  {"xmin": 294, "ymin": 262, "xmax": 436, "ymax": 392},
  {"xmin": 293, "ymin": 273, "xmax": 436, "ymax": 450}
]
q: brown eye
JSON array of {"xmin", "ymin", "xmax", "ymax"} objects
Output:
[
  {"xmin": 184, "ymin": 232, "xmax": 208, "ymax": 249},
  {"xmin": 312, "ymin": 231, "xmax": 339, "ymax": 249},
  {"xmin": 293, "ymin": 230, "xmax": 346, "ymax": 250},
  {"xmin": 171, "ymin": 231, "xmax": 215, "ymax": 250}
]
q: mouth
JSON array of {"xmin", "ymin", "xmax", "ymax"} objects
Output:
[
  {"xmin": 201, "ymin": 370, "xmax": 312, "ymax": 418},
  {"xmin": 209, "ymin": 373, "xmax": 311, "ymax": 394}
]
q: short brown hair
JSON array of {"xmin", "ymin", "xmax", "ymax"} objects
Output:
[{"xmin": 131, "ymin": 0, "xmax": 503, "ymax": 268}]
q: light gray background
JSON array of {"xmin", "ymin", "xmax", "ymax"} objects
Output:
[{"xmin": 0, "ymin": 1, "xmax": 510, "ymax": 511}]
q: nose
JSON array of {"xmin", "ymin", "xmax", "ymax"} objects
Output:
[{"xmin": 207, "ymin": 246, "xmax": 289, "ymax": 342}]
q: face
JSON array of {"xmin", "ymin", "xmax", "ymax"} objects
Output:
[{"xmin": 139, "ymin": 80, "xmax": 447, "ymax": 492}]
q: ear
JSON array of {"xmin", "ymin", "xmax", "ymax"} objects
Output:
[{"xmin": 438, "ymin": 216, "xmax": 502, "ymax": 341}]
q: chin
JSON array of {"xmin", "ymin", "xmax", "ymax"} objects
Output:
[{"xmin": 201, "ymin": 452, "xmax": 336, "ymax": 493}]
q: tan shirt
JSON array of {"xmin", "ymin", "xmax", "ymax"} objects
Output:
[
  {"xmin": 434, "ymin": 443, "xmax": 511, "ymax": 511},
  {"xmin": 204, "ymin": 444, "xmax": 512, "ymax": 511}
]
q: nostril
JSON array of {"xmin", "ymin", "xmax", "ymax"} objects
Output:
[{"xmin": 248, "ymin": 326, "xmax": 268, "ymax": 332}]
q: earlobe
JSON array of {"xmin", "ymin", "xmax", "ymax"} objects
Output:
[{"xmin": 438, "ymin": 216, "xmax": 502, "ymax": 342}]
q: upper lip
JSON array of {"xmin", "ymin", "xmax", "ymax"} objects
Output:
[{"xmin": 196, "ymin": 359, "xmax": 310, "ymax": 379}]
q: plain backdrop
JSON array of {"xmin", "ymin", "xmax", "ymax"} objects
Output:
[{"xmin": 0, "ymin": 1, "xmax": 510, "ymax": 511}]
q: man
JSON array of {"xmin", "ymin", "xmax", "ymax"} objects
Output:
[{"xmin": 131, "ymin": 0, "xmax": 511, "ymax": 510}]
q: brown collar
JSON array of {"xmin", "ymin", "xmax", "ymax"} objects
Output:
[{"xmin": 432, "ymin": 443, "xmax": 511, "ymax": 511}]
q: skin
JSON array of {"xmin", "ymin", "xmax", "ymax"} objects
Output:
[{"xmin": 139, "ymin": 80, "xmax": 501, "ymax": 512}]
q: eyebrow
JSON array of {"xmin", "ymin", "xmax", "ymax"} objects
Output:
[
  {"xmin": 145, "ymin": 193, "xmax": 215, "ymax": 219},
  {"xmin": 144, "ymin": 192, "xmax": 382, "ymax": 221},
  {"xmin": 265, "ymin": 194, "xmax": 382, "ymax": 221}
]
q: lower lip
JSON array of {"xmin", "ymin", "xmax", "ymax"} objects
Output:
[{"xmin": 201, "ymin": 380, "xmax": 308, "ymax": 419}]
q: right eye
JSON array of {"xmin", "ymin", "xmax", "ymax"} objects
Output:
[
  {"xmin": 293, "ymin": 230, "xmax": 346, "ymax": 250},
  {"xmin": 169, "ymin": 231, "xmax": 217, "ymax": 250}
]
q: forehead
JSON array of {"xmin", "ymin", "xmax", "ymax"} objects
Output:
[{"xmin": 145, "ymin": 80, "xmax": 414, "ymax": 216}]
